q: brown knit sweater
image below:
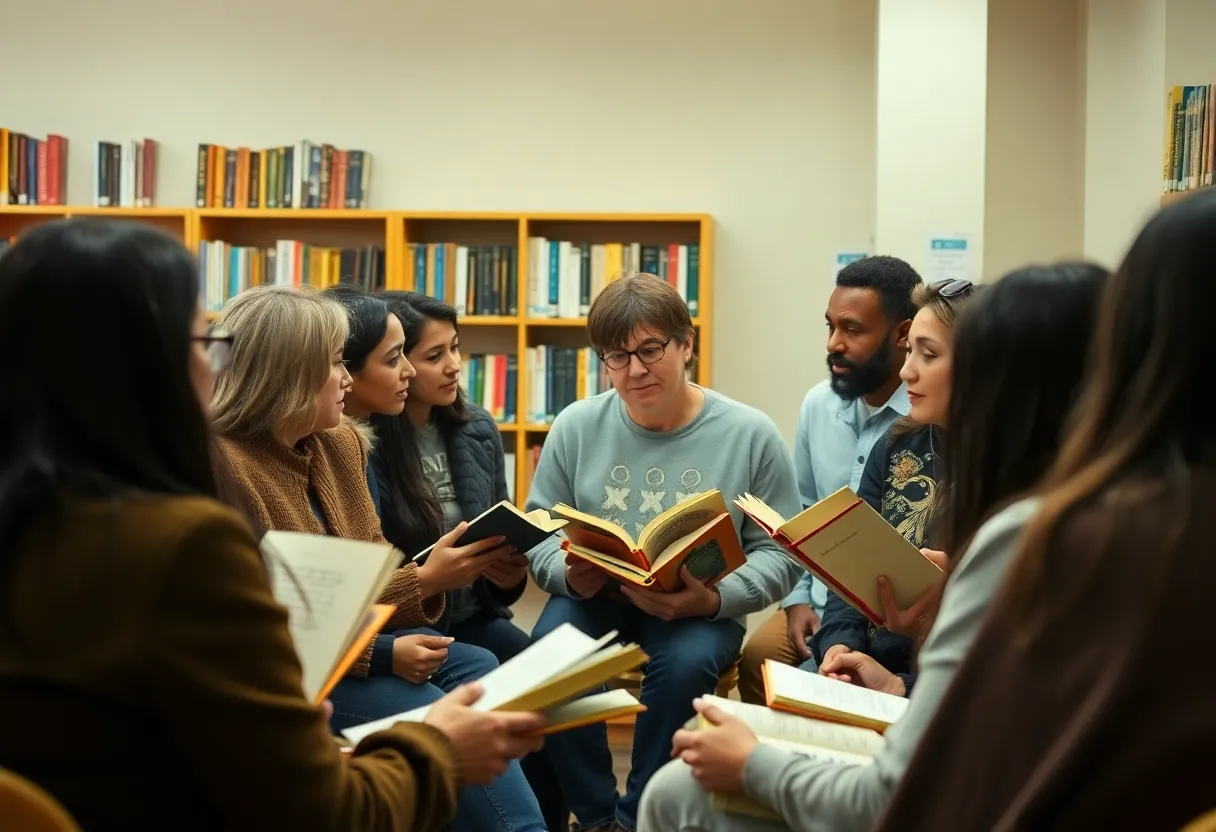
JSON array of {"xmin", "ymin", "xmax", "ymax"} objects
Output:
[{"xmin": 219, "ymin": 418, "xmax": 444, "ymax": 676}]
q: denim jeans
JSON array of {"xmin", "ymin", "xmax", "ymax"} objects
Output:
[
  {"xmin": 329, "ymin": 627, "xmax": 546, "ymax": 832},
  {"xmin": 449, "ymin": 613, "xmax": 569, "ymax": 832},
  {"xmin": 531, "ymin": 596, "xmax": 746, "ymax": 832}
]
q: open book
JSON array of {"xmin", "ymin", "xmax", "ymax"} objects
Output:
[
  {"xmin": 341, "ymin": 623, "xmax": 648, "ymax": 744},
  {"xmin": 412, "ymin": 500, "xmax": 566, "ymax": 563},
  {"xmin": 763, "ymin": 659, "xmax": 908, "ymax": 733},
  {"xmin": 262, "ymin": 531, "xmax": 403, "ymax": 704},
  {"xmin": 735, "ymin": 486, "xmax": 944, "ymax": 625},
  {"xmin": 689, "ymin": 695, "xmax": 885, "ymax": 821},
  {"xmin": 554, "ymin": 490, "xmax": 747, "ymax": 591}
]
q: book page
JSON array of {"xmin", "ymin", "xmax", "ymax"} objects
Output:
[
  {"xmin": 637, "ymin": 489, "xmax": 728, "ymax": 561},
  {"xmin": 552, "ymin": 503, "xmax": 636, "ymax": 551},
  {"xmin": 700, "ymin": 695, "xmax": 885, "ymax": 757},
  {"xmin": 342, "ymin": 623, "xmax": 619, "ymax": 743},
  {"xmin": 262, "ymin": 532, "xmax": 399, "ymax": 703},
  {"xmin": 733, "ymin": 493, "xmax": 788, "ymax": 534},
  {"xmin": 765, "ymin": 661, "xmax": 909, "ymax": 728},
  {"xmin": 648, "ymin": 513, "xmax": 746, "ymax": 591},
  {"xmin": 540, "ymin": 689, "xmax": 643, "ymax": 734}
]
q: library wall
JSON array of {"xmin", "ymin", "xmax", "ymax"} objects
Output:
[
  {"xmin": 983, "ymin": 0, "xmax": 1086, "ymax": 280},
  {"xmin": 1165, "ymin": 0, "xmax": 1216, "ymax": 83},
  {"xmin": 3, "ymin": 0, "xmax": 878, "ymax": 443}
]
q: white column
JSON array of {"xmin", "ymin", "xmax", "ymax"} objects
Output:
[
  {"xmin": 875, "ymin": 0, "xmax": 989, "ymax": 280},
  {"xmin": 1082, "ymin": 0, "xmax": 1167, "ymax": 267}
]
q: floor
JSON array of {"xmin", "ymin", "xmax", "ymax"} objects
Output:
[{"xmin": 512, "ymin": 583, "xmax": 773, "ymax": 792}]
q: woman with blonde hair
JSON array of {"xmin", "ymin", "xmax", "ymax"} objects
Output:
[{"xmin": 212, "ymin": 283, "xmax": 548, "ymax": 832}]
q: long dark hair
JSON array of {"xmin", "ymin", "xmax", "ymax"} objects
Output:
[
  {"xmin": 1006, "ymin": 191, "xmax": 1216, "ymax": 622},
  {"xmin": 323, "ymin": 284, "xmax": 388, "ymax": 372},
  {"xmin": 368, "ymin": 291, "xmax": 470, "ymax": 554},
  {"xmin": 0, "ymin": 219, "xmax": 218, "ymax": 553},
  {"xmin": 937, "ymin": 262, "xmax": 1108, "ymax": 561}
]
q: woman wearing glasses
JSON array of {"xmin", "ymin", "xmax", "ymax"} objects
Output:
[
  {"xmin": 524, "ymin": 272, "xmax": 804, "ymax": 832},
  {"xmin": 0, "ymin": 219, "xmax": 544, "ymax": 831},
  {"xmin": 808, "ymin": 278, "xmax": 978, "ymax": 697},
  {"xmin": 637, "ymin": 263, "xmax": 1107, "ymax": 831}
]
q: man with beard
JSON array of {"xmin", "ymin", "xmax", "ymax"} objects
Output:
[{"xmin": 736, "ymin": 255, "xmax": 921, "ymax": 704}]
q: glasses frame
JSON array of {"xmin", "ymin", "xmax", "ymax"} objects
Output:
[
  {"xmin": 598, "ymin": 337, "xmax": 672, "ymax": 371},
  {"xmin": 193, "ymin": 324, "xmax": 235, "ymax": 372}
]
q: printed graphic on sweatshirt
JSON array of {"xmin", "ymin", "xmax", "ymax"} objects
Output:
[
  {"xmin": 421, "ymin": 449, "xmax": 456, "ymax": 503},
  {"xmin": 882, "ymin": 448, "xmax": 935, "ymax": 547},
  {"xmin": 601, "ymin": 464, "xmax": 705, "ymax": 536}
]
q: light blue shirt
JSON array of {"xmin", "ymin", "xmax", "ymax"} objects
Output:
[{"xmin": 781, "ymin": 380, "xmax": 911, "ymax": 614}]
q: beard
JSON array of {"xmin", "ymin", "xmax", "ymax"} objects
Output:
[{"xmin": 827, "ymin": 338, "xmax": 896, "ymax": 402}]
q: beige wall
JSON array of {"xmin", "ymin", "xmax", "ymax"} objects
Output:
[
  {"xmin": 3, "ymin": 0, "xmax": 879, "ymax": 444},
  {"xmin": 984, "ymin": 0, "xmax": 1086, "ymax": 280},
  {"xmin": 1165, "ymin": 0, "xmax": 1216, "ymax": 82}
]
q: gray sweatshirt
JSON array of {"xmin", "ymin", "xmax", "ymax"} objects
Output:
[
  {"xmin": 741, "ymin": 498, "xmax": 1039, "ymax": 832},
  {"xmin": 523, "ymin": 388, "xmax": 804, "ymax": 624}
]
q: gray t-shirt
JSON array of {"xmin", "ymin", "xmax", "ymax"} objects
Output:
[{"xmin": 416, "ymin": 422, "xmax": 481, "ymax": 623}]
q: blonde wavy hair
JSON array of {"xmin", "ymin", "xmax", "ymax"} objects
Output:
[{"xmin": 211, "ymin": 284, "xmax": 349, "ymax": 441}]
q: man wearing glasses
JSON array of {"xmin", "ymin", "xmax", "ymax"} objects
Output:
[{"xmin": 523, "ymin": 273, "xmax": 803, "ymax": 832}]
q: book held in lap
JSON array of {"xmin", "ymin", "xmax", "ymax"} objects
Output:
[{"xmin": 553, "ymin": 489, "xmax": 747, "ymax": 592}]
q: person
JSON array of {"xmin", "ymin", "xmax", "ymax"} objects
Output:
[
  {"xmin": 331, "ymin": 286, "xmax": 567, "ymax": 831},
  {"xmin": 636, "ymin": 261, "xmax": 1109, "ymax": 832},
  {"xmin": 0, "ymin": 218, "xmax": 545, "ymax": 832},
  {"xmin": 738, "ymin": 255, "xmax": 922, "ymax": 703},
  {"xmin": 211, "ymin": 283, "xmax": 547, "ymax": 832},
  {"xmin": 811, "ymin": 278, "xmax": 978, "ymax": 695},
  {"xmin": 874, "ymin": 199, "xmax": 1216, "ymax": 830},
  {"xmin": 524, "ymin": 272, "xmax": 803, "ymax": 832}
]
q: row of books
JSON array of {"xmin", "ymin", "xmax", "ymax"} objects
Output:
[
  {"xmin": 1164, "ymin": 82, "xmax": 1216, "ymax": 192},
  {"xmin": 95, "ymin": 139, "xmax": 160, "ymax": 208},
  {"xmin": 197, "ymin": 239, "xmax": 385, "ymax": 311},
  {"xmin": 409, "ymin": 243, "xmax": 518, "ymax": 317},
  {"xmin": 526, "ymin": 239, "xmax": 701, "ymax": 318},
  {"xmin": 0, "ymin": 129, "xmax": 68, "ymax": 206},
  {"xmin": 196, "ymin": 142, "xmax": 373, "ymax": 210},
  {"xmin": 442, "ymin": 347, "xmax": 609, "ymax": 427}
]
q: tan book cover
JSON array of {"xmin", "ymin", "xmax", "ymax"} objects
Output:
[
  {"xmin": 554, "ymin": 489, "xmax": 747, "ymax": 592},
  {"xmin": 734, "ymin": 486, "xmax": 943, "ymax": 625}
]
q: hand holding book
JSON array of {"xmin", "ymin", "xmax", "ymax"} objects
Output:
[
  {"xmin": 619, "ymin": 565, "xmax": 722, "ymax": 620},
  {"xmin": 422, "ymin": 682, "xmax": 546, "ymax": 786},
  {"xmin": 415, "ymin": 522, "xmax": 509, "ymax": 596},
  {"xmin": 670, "ymin": 697, "xmax": 760, "ymax": 795}
]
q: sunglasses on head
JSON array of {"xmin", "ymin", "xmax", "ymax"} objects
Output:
[{"xmin": 930, "ymin": 278, "xmax": 974, "ymax": 298}]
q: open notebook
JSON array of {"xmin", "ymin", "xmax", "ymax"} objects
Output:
[
  {"xmin": 735, "ymin": 486, "xmax": 944, "ymax": 625},
  {"xmin": 342, "ymin": 623, "xmax": 648, "ymax": 744},
  {"xmin": 262, "ymin": 531, "xmax": 402, "ymax": 704},
  {"xmin": 554, "ymin": 489, "xmax": 747, "ymax": 591},
  {"xmin": 689, "ymin": 695, "xmax": 886, "ymax": 821},
  {"xmin": 763, "ymin": 659, "xmax": 909, "ymax": 733}
]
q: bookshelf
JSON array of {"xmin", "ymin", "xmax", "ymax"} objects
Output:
[
  {"xmin": 0, "ymin": 206, "xmax": 714, "ymax": 506},
  {"xmin": 1161, "ymin": 184, "xmax": 1213, "ymax": 206}
]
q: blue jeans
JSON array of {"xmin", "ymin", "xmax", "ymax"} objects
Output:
[
  {"xmin": 329, "ymin": 628, "xmax": 547, "ymax": 832},
  {"xmin": 449, "ymin": 613, "xmax": 569, "ymax": 832},
  {"xmin": 531, "ymin": 596, "xmax": 746, "ymax": 832}
]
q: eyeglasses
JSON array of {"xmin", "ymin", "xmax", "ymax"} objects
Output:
[
  {"xmin": 599, "ymin": 338, "xmax": 672, "ymax": 371},
  {"xmin": 193, "ymin": 324, "xmax": 235, "ymax": 372},
  {"xmin": 930, "ymin": 278, "xmax": 975, "ymax": 298}
]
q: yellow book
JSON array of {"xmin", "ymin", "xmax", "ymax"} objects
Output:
[
  {"xmin": 341, "ymin": 623, "xmax": 648, "ymax": 744},
  {"xmin": 261, "ymin": 531, "xmax": 404, "ymax": 704},
  {"xmin": 735, "ymin": 486, "xmax": 943, "ymax": 626},
  {"xmin": 762, "ymin": 659, "xmax": 908, "ymax": 733},
  {"xmin": 689, "ymin": 695, "xmax": 883, "ymax": 822},
  {"xmin": 554, "ymin": 489, "xmax": 747, "ymax": 592}
]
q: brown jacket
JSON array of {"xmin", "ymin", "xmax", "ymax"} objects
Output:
[
  {"xmin": 875, "ymin": 466, "xmax": 1216, "ymax": 831},
  {"xmin": 219, "ymin": 420, "xmax": 444, "ymax": 675},
  {"xmin": 0, "ymin": 494, "xmax": 459, "ymax": 831}
]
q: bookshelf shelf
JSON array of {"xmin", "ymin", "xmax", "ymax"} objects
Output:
[
  {"xmin": 0, "ymin": 205, "xmax": 713, "ymax": 506},
  {"xmin": 1161, "ymin": 184, "xmax": 1213, "ymax": 206}
]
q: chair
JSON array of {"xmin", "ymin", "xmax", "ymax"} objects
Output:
[{"xmin": 0, "ymin": 769, "xmax": 81, "ymax": 832}]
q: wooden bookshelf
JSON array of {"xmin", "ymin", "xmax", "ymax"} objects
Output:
[{"xmin": 0, "ymin": 206, "xmax": 714, "ymax": 507}]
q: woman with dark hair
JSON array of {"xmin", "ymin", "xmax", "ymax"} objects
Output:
[
  {"xmin": 0, "ymin": 219, "xmax": 545, "ymax": 832},
  {"xmin": 325, "ymin": 285, "xmax": 549, "ymax": 832},
  {"xmin": 638, "ymin": 261, "xmax": 1109, "ymax": 832},
  {"xmin": 875, "ymin": 198, "xmax": 1216, "ymax": 830}
]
